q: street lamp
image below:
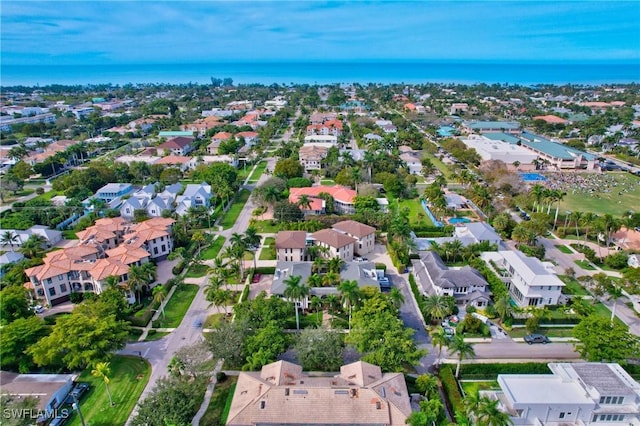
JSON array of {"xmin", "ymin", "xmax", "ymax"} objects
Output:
[{"xmin": 72, "ymin": 394, "xmax": 87, "ymax": 426}]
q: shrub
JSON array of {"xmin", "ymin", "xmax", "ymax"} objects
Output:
[
  {"xmin": 439, "ymin": 365, "xmax": 463, "ymax": 413},
  {"xmin": 375, "ymin": 263, "xmax": 387, "ymax": 271},
  {"xmin": 152, "ymin": 319, "xmax": 162, "ymax": 328},
  {"xmin": 466, "ymin": 305, "xmax": 477, "ymax": 314},
  {"xmin": 36, "ymin": 188, "xmax": 45, "ymax": 195},
  {"xmin": 253, "ymin": 266, "xmax": 275, "ymax": 275},
  {"xmin": 129, "ymin": 328, "xmax": 144, "ymax": 337},
  {"xmin": 147, "ymin": 329, "xmax": 157, "ymax": 336},
  {"xmin": 459, "ymin": 363, "xmax": 551, "ymax": 380},
  {"xmin": 69, "ymin": 292, "xmax": 84, "ymax": 304},
  {"xmin": 172, "ymin": 260, "xmax": 186, "ymax": 275},
  {"xmin": 216, "ymin": 372, "xmax": 228, "ymax": 382}
]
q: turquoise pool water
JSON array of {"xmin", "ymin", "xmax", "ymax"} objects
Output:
[
  {"xmin": 437, "ymin": 126, "xmax": 455, "ymax": 137},
  {"xmin": 448, "ymin": 217, "xmax": 471, "ymax": 224},
  {"xmin": 519, "ymin": 173, "xmax": 547, "ymax": 182}
]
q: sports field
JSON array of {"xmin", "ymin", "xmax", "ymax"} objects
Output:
[{"xmin": 557, "ymin": 172, "xmax": 640, "ymax": 217}]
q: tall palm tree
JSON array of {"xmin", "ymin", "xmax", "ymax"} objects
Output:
[
  {"xmin": 243, "ymin": 227, "xmax": 262, "ymax": 271},
  {"xmin": 306, "ymin": 274, "xmax": 323, "ymax": 288},
  {"xmin": 322, "ymin": 271, "xmax": 340, "ymax": 287},
  {"xmin": 152, "ymin": 285, "xmax": 167, "ymax": 318},
  {"xmin": 337, "ymin": 279, "xmax": 361, "ymax": 330},
  {"xmin": 312, "ymin": 257, "xmax": 326, "ymax": 273},
  {"xmin": 297, "ymin": 194, "xmax": 312, "ymax": 211},
  {"xmin": 581, "ymin": 212, "xmax": 597, "ymax": 243},
  {"xmin": 283, "ymin": 275, "xmax": 309, "ymax": 330},
  {"xmin": 1, "ymin": 230, "xmax": 19, "ymax": 252},
  {"xmin": 191, "ymin": 231, "xmax": 206, "ymax": 254},
  {"xmin": 429, "ymin": 326, "xmax": 449, "ymax": 365},
  {"xmin": 571, "ymin": 211, "xmax": 583, "ymax": 237},
  {"xmin": 91, "ymin": 362, "xmax": 114, "ymax": 406},
  {"xmin": 310, "ymin": 296, "xmax": 322, "ymax": 325},
  {"xmin": 494, "ymin": 295, "xmax": 514, "ymax": 323},
  {"xmin": 204, "ymin": 275, "xmax": 225, "ymax": 301},
  {"xmin": 327, "ymin": 256, "xmax": 345, "ymax": 273},
  {"xmin": 449, "ymin": 239, "xmax": 464, "ymax": 263},
  {"xmin": 448, "ymin": 334, "xmax": 476, "ymax": 378},
  {"xmin": 19, "ymin": 234, "xmax": 46, "ymax": 259}
]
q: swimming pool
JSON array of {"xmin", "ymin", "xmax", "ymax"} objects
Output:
[
  {"xmin": 437, "ymin": 126, "xmax": 456, "ymax": 137},
  {"xmin": 448, "ymin": 217, "xmax": 471, "ymax": 225},
  {"xmin": 519, "ymin": 173, "xmax": 547, "ymax": 182}
]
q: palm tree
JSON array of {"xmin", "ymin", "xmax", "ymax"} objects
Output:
[
  {"xmin": 152, "ymin": 285, "xmax": 167, "ymax": 318},
  {"xmin": 310, "ymin": 295, "xmax": 322, "ymax": 325},
  {"xmin": 337, "ymin": 279, "xmax": 361, "ymax": 330},
  {"xmin": 204, "ymin": 275, "xmax": 225, "ymax": 301},
  {"xmin": 243, "ymin": 227, "xmax": 262, "ymax": 271},
  {"xmin": 475, "ymin": 396, "xmax": 513, "ymax": 426},
  {"xmin": 191, "ymin": 231, "xmax": 206, "ymax": 254},
  {"xmin": 283, "ymin": 275, "xmax": 309, "ymax": 330},
  {"xmin": 449, "ymin": 239, "xmax": 464, "ymax": 263},
  {"xmin": 494, "ymin": 295, "xmax": 514, "ymax": 323},
  {"xmin": 448, "ymin": 334, "xmax": 475, "ymax": 378},
  {"xmin": 581, "ymin": 212, "xmax": 597, "ymax": 243},
  {"xmin": 325, "ymin": 294, "xmax": 340, "ymax": 315},
  {"xmin": 19, "ymin": 234, "xmax": 46, "ymax": 259},
  {"xmin": 91, "ymin": 362, "xmax": 114, "ymax": 406},
  {"xmin": 607, "ymin": 283, "xmax": 624, "ymax": 324},
  {"xmin": 327, "ymin": 256, "xmax": 345, "ymax": 273},
  {"xmin": 423, "ymin": 294, "xmax": 451, "ymax": 324},
  {"xmin": 571, "ymin": 211, "xmax": 584, "ymax": 238},
  {"xmin": 128, "ymin": 263, "xmax": 156, "ymax": 304},
  {"xmin": 312, "ymin": 257, "xmax": 326, "ymax": 273},
  {"xmin": 103, "ymin": 275, "xmax": 121, "ymax": 290},
  {"xmin": 306, "ymin": 274, "xmax": 323, "ymax": 288},
  {"xmin": 388, "ymin": 288, "xmax": 404, "ymax": 309},
  {"xmin": 297, "ymin": 194, "xmax": 312, "ymax": 211},
  {"xmin": 430, "ymin": 326, "xmax": 449, "ymax": 365},
  {"xmin": 1, "ymin": 230, "xmax": 19, "ymax": 252},
  {"xmin": 322, "ymin": 271, "xmax": 340, "ymax": 287}
]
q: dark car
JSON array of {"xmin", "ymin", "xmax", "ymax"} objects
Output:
[
  {"xmin": 252, "ymin": 273, "xmax": 261, "ymax": 283},
  {"xmin": 524, "ymin": 334, "xmax": 550, "ymax": 344}
]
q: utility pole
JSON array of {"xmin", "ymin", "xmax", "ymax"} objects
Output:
[{"xmin": 72, "ymin": 394, "xmax": 87, "ymax": 426}]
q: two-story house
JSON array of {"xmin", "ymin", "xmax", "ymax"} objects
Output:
[
  {"xmin": 481, "ymin": 250, "xmax": 564, "ymax": 307},
  {"xmin": 95, "ymin": 183, "xmax": 133, "ymax": 203},
  {"xmin": 412, "ymin": 251, "xmax": 491, "ymax": 307},
  {"xmin": 288, "ymin": 185, "xmax": 357, "ymax": 216},
  {"xmin": 298, "ymin": 144, "xmax": 328, "ymax": 171},
  {"xmin": 332, "ymin": 220, "xmax": 376, "ymax": 256},
  {"xmin": 156, "ymin": 136, "xmax": 194, "ymax": 156},
  {"xmin": 275, "ymin": 231, "xmax": 308, "ymax": 262},
  {"xmin": 485, "ymin": 362, "xmax": 640, "ymax": 425},
  {"xmin": 309, "ymin": 229, "xmax": 356, "ymax": 262},
  {"xmin": 120, "ymin": 182, "xmax": 182, "ymax": 219},
  {"xmin": 175, "ymin": 183, "xmax": 214, "ymax": 216}
]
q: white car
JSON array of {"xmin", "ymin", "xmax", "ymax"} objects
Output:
[{"xmin": 33, "ymin": 305, "xmax": 44, "ymax": 314}]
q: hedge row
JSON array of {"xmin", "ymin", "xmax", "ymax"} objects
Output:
[
  {"xmin": 253, "ymin": 266, "xmax": 276, "ymax": 275},
  {"xmin": 511, "ymin": 317, "xmax": 580, "ymax": 325},
  {"xmin": 386, "ymin": 243, "xmax": 406, "ymax": 272},
  {"xmin": 439, "ymin": 365, "xmax": 464, "ymax": 414},
  {"xmin": 459, "ymin": 362, "xmax": 552, "ymax": 380},
  {"xmin": 469, "ymin": 258, "xmax": 509, "ymax": 299},
  {"xmin": 239, "ymin": 284, "xmax": 250, "ymax": 304},
  {"xmin": 128, "ymin": 299, "xmax": 161, "ymax": 327},
  {"xmin": 408, "ymin": 273, "xmax": 426, "ymax": 318}
]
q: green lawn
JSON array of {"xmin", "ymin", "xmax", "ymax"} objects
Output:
[
  {"xmin": 144, "ymin": 331, "xmax": 170, "ymax": 341},
  {"xmin": 259, "ymin": 237, "xmax": 276, "ymax": 260},
  {"xmin": 201, "ymin": 377, "xmax": 238, "ymax": 425},
  {"xmin": 460, "ymin": 381, "xmax": 499, "ymax": 396},
  {"xmin": 574, "ymin": 259, "xmax": 596, "ymax": 270},
  {"xmin": 559, "ymin": 275, "xmax": 590, "ymax": 296},
  {"xmin": 204, "ymin": 313, "xmax": 226, "ymax": 329},
  {"xmin": 592, "ymin": 301, "xmax": 625, "ymax": 326},
  {"xmin": 556, "ymin": 245, "xmax": 573, "ymax": 254},
  {"xmin": 397, "ymin": 198, "xmax": 434, "ymax": 227},
  {"xmin": 285, "ymin": 312, "xmax": 322, "ymax": 329},
  {"xmin": 201, "ymin": 236, "xmax": 226, "ymax": 260},
  {"xmin": 422, "ymin": 150, "xmax": 454, "ymax": 180},
  {"xmin": 62, "ymin": 229, "xmax": 79, "ymax": 240},
  {"xmin": 508, "ymin": 327, "xmax": 576, "ymax": 338},
  {"xmin": 186, "ymin": 263, "xmax": 210, "ymax": 278},
  {"xmin": 248, "ymin": 219, "xmax": 280, "ymax": 233},
  {"xmin": 155, "ymin": 284, "xmax": 199, "ymax": 328},
  {"xmin": 320, "ymin": 179, "xmax": 336, "ymax": 185},
  {"xmin": 66, "ymin": 355, "xmax": 150, "ymax": 426},
  {"xmin": 247, "ymin": 161, "xmax": 267, "ymax": 183},
  {"xmin": 219, "ymin": 189, "xmax": 251, "ymax": 229},
  {"xmin": 558, "ymin": 172, "xmax": 640, "ymax": 216}
]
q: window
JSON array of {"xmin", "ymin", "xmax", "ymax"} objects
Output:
[
  {"xmin": 559, "ymin": 413, "xmax": 565, "ymax": 419},
  {"xmin": 60, "ymin": 284, "xmax": 67, "ymax": 293},
  {"xmin": 49, "ymin": 287, "xmax": 56, "ymax": 296},
  {"xmin": 161, "ymin": 245, "xmax": 166, "ymax": 252},
  {"xmin": 154, "ymin": 247, "xmax": 158, "ymax": 255},
  {"xmin": 46, "ymin": 278, "xmax": 52, "ymax": 285},
  {"xmin": 58, "ymin": 275, "xmax": 64, "ymax": 281}
]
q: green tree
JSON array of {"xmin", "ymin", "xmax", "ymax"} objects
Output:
[
  {"xmin": 337, "ymin": 279, "xmax": 361, "ymax": 330},
  {"xmin": 494, "ymin": 294, "xmax": 514, "ymax": 323},
  {"xmin": 132, "ymin": 375, "xmax": 206, "ymax": 426},
  {"xmin": 244, "ymin": 321, "xmax": 288, "ymax": 369},
  {"xmin": 152, "ymin": 285, "xmax": 168, "ymax": 318},
  {"xmin": 573, "ymin": 315, "xmax": 640, "ymax": 362},
  {"xmin": 91, "ymin": 361, "xmax": 114, "ymax": 406},
  {"xmin": 28, "ymin": 308, "xmax": 129, "ymax": 370},
  {"xmin": 273, "ymin": 158, "xmax": 304, "ymax": 179},
  {"xmin": 1, "ymin": 230, "xmax": 19, "ymax": 252},
  {"xmin": 294, "ymin": 328, "xmax": 344, "ymax": 371},
  {"xmin": 422, "ymin": 294, "xmax": 453, "ymax": 324},
  {"xmin": 0, "ymin": 286, "xmax": 31, "ymax": 325},
  {"xmin": 19, "ymin": 234, "xmax": 46, "ymax": 259},
  {"xmin": 429, "ymin": 326, "xmax": 450, "ymax": 365},
  {"xmin": 448, "ymin": 334, "xmax": 476, "ymax": 378},
  {"xmin": 204, "ymin": 320, "xmax": 249, "ymax": 368},
  {"xmin": 0, "ymin": 316, "xmax": 49, "ymax": 372}
]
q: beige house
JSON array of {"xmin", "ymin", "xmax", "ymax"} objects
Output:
[
  {"xmin": 226, "ymin": 360, "xmax": 412, "ymax": 426},
  {"xmin": 275, "ymin": 231, "xmax": 308, "ymax": 262},
  {"xmin": 310, "ymin": 228, "xmax": 355, "ymax": 261},
  {"xmin": 298, "ymin": 144, "xmax": 328, "ymax": 171},
  {"xmin": 332, "ymin": 220, "xmax": 376, "ymax": 256}
]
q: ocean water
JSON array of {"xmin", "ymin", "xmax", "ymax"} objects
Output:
[{"xmin": 1, "ymin": 61, "xmax": 639, "ymax": 87}]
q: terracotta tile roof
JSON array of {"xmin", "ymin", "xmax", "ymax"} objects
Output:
[
  {"xmin": 288, "ymin": 185, "xmax": 356, "ymax": 205},
  {"xmin": 89, "ymin": 258, "xmax": 129, "ymax": 281},
  {"xmin": 311, "ymin": 228, "xmax": 356, "ymax": 249},
  {"xmin": 332, "ymin": 220, "xmax": 376, "ymax": 238},
  {"xmin": 155, "ymin": 155, "xmax": 191, "ymax": 165},
  {"xmin": 275, "ymin": 231, "xmax": 307, "ymax": 250},
  {"xmin": 533, "ymin": 115, "xmax": 569, "ymax": 124},
  {"xmin": 105, "ymin": 245, "xmax": 150, "ymax": 265},
  {"xmin": 213, "ymin": 131, "xmax": 233, "ymax": 140},
  {"xmin": 236, "ymin": 131, "xmax": 258, "ymax": 138}
]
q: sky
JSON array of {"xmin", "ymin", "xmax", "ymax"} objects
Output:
[{"xmin": 2, "ymin": 1, "xmax": 639, "ymax": 65}]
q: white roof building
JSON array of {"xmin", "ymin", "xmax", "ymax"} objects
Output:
[
  {"xmin": 461, "ymin": 134, "xmax": 538, "ymax": 165},
  {"xmin": 481, "ymin": 250, "xmax": 564, "ymax": 307}
]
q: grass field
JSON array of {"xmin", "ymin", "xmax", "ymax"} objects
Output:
[
  {"xmin": 201, "ymin": 236, "xmax": 226, "ymax": 260},
  {"xmin": 259, "ymin": 237, "xmax": 276, "ymax": 260},
  {"xmin": 66, "ymin": 356, "xmax": 150, "ymax": 426},
  {"xmin": 248, "ymin": 219, "xmax": 280, "ymax": 233},
  {"xmin": 558, "ymin": 172, "xmax": 640, "ymax": 216},
  {"xmin": 460, "ymin": 380, "xmax": 499, "ymax": 396},
  {"xmin": 247, "ymin": 161, "xmax": 267, "ymax": 183},
  {"xmin": 200, "ymin": 376, "xmax": 238, "ymax": 425},
  {"xmin": 574, "ymin": 259, "xmax": 596, "ymax": 270},
  {"xmin": 156, "ymin": 284, "xmax": 199, "ymax": 328},
  {"xmin": 556, "ymin": 245, "xmax": 573, "ymax": 254},
  {"xmin": 186, "ymin": 263, "xmax": 210, "ymax": 278},
  {"xmin": 559, "ymin": 275, "xmax": 590, "ymax": 296},
  {"xmin": 220, "ymin": 189, "xmax": 251, "ymax": 229},
  {"xmin": 144, "ymin": 331, "xmax": 170, "ymax": 341},
  {"xmin": 204, "ymin": 313, "xmax": 226, "ymax": 329},
  {"xmin": 508, "ymin": 327, "xmax": 576, "ymax": 338},
  {"xmin": 397, "ymin": 198, "xmax": 434, "ymax": 227}
]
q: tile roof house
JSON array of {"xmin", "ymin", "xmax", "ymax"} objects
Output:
[
  {"xmin": 298, "ymin": 144, "xmax": 328, "ymax": 171},
  {"xmin": 156, "ymin": 136, "xmax": 195, "ymax": 156},
  {"xmin": 227, "ymin": 360, "xmax": 412, "ymax": 426},
  {"xmin": 154, "ymin": 155, "xmax": 196, "ymax": 171},
  {"xmin": 412, "ymin": 251, "xmax": 491, "ymax": 307},
  {"xmin": 484, "ymin": 362, "xmax": 640, "ymax": 425},
  {"xmin": 24, "ymin": 217, "xmax": 174, "ymax": 306},
  {"xmin": 306, "ymin": 119, "xmax": 343, "ymax": 137},
  {"xmin": 310, "ymin": 228, "xmax": 356, "ymax": 262},
  {"xmin": 288, "ymin": 185, "xmax": 357, "ymax": 215},
  {"xmin": 481, "ymin": 250, "xmax": 564, "ymax": 308},
  {"xmin": 275, "ymin": 231, "xmax": 308, "ymax": 262},
  {"xmin": 533, "ymin": 114, "xmax": 569, "ymax": 124},
  {"xmin": 331, "ymin": 220, "xmax": 376, "ymax": 256}
]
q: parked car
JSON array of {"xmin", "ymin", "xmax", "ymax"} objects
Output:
[
  {"xmin": 33, "ymin": 305, "xmax": 44, "ymax": 314},
  {"xmin": 64, "ymin": 382, "xmax": 90, "ymax": 404},
  {"xmin": 524, "ymin": 334, "xmax": 550, "ymax": 344},
  {"xmin": 192, "ymin": 318, "xmax": 203, "ymax": 328},
  {"xmin": 252, "ymin": 273, "xmax": 261, "ymax": 283}
]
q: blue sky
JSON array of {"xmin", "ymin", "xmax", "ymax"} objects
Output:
[{"xmin": 2, "ymin": 1, "xmax": 639, "ymax": 65}]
